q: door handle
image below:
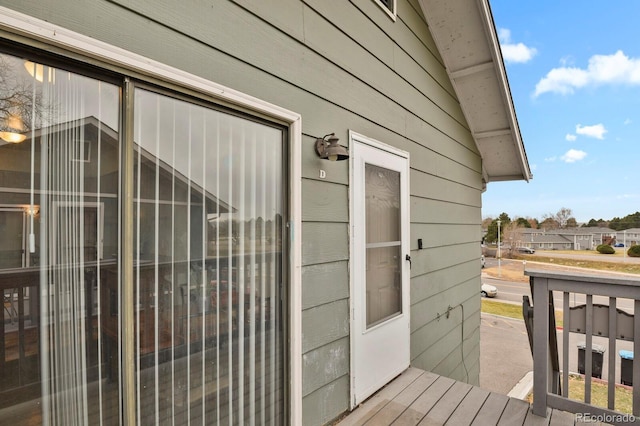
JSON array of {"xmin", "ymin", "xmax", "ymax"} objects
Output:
[{"xmin": 405, "ymin": 254, "xmax": 411, "ymax": 268}]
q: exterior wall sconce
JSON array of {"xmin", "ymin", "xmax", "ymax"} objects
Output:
[
  {"xmin": 315, "ymin": 133, "xmax": 349, "ymax": 161},
  {"xmin": 24, "ymin": 205, "xmax": 39, "ymax": 217}
]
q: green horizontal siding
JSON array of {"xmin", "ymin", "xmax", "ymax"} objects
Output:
[{"xmin": 0, "ymin": 0, "xmax": 486, "ymax": 423}]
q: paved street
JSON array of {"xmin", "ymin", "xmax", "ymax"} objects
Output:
[{"xmin": 480, "ymin": 313, "xmax": 532, "ymax": 395}]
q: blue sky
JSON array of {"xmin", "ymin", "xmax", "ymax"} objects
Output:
[{"xmin": 482, "ymin": 1, "xmax": 640, "ymax": 223}]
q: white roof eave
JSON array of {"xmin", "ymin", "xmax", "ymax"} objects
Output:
[{"xmin": 418, "ymin": 0, "xmax": 532, "ymax": 184}]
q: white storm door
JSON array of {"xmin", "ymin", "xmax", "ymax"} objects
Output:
[{"xmin": 350, "ymin": 135, "xmax": 410, "ymax": 407}]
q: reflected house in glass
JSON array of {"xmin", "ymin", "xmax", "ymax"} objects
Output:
[{"xmin": 0, "ymin": 1, "xmax": 531, "ymax": 425}]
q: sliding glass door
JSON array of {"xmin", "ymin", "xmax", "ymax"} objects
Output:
[
  {"xmin": 0, "ymin": 50, "xmax": 286, "ymax": 425},
  {"xmin": 132, "ymin": 88, "xmax": 285, "ymax": 424}
]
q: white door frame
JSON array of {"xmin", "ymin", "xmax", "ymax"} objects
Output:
[{"xmin": 349, "ymin": 131, "xmax": 410, "ymax": 408}]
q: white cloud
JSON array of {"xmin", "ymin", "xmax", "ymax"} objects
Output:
[
  {"xmin": 544, "ymin": 156, "xmax": 557, "ymax": 162},
  {"xmin": 624, "ymin": 118, "xmax": 632, "ymax": 125},
  {"xmin": 498, "ymin": 28, "xmax": 537, "ymax": 64},
  {"xmin": 498, "ymin": 28, "xmax": 511, "ymax": 43},
  {"xmin": 565, "ymin": 134, "xmax": 577, "ymax": 141},
  {"xmin": 575, "ymin": 123, "xmax": 607, "ymax": 139},
  {"xmin": 535, "ymin": 50, "xmax": 640, "ymax": 96},
  {"xmin": 561, "ymin": 149, "xmax": 587, "ymax": 163},
  {"xmin": 502, "ymin": 43, "xmax": 538, "ymax": 64}
]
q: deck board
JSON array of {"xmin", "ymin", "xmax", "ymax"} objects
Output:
[
  {"xmin": 446, "ymin": 386, "xmax": 490, "ymax": 425},
  {"xmin": 471, "ymin": 392, "xmax": 510, "ymax": 425},
  {"xmin": 337, "ymin": 367, "xmax": 424, "ymax": 426},
  {"xmin": 337, "ymin": 368, "xmax": 578, "ymax": 426},
  {"xmin": 391, "ymin": 375, "xmax": 455, "ymax": 425},
  {"xmin": 365, "ymin": 371, "xmax": 439, "ymax": 425},
  {"xmin": 417, "ymin": 381, "xmax": 473, "ymax": 425},
  {"xmin": 548, "ymin": 409, "xmax": 574, "ymax": 426},
  {"xmin": 523, "ymin": 407, "xmax": 552, "ymax": 425},
  {"xmin": 498, "ymin": 398, "xmax": 531, "ymax": 425}
]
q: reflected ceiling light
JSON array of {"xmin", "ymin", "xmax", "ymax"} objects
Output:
[
  {"xmin": 0, "ymin": 114, "xmax": 26, "ymax": 143},
  {"xmin": 24, "ymin": 60, "xmax": 54, "ymax": 83},
  {"xmin": 0, "ymin": 131, "xmax": 26, "ymax": 143},
  {"xmin": 314, "ymin": 133, "xmax": 349, "ymax": 161}
]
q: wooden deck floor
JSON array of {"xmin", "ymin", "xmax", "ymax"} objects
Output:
[{"xmin": 336, "ymin": 368, "xmax": 580, "ymax": 426}]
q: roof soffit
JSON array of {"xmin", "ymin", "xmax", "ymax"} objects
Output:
[{"xmin": 418, "ymin": 0, "xmax": 532, "ymax": 184}]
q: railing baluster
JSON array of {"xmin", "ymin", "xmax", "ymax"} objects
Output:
[
  {"xmin": 585, "ymin": 295, "xmax": 593, "ymax": 404},
  {"xmin": 608, "ymin": 297, "xmax": 616, "ymax": 410},
  {"xmin": 562, "ymin": 291, "xmax": 569, "ymax": 397}
]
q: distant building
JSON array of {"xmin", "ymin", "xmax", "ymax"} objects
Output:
[{"xmin": 519, "ymin": 227, "xmax": 618, "ymax": 250}]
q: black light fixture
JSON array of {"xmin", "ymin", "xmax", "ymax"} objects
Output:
[{"xmin": 315, "ymin": 133, "xmax": 349, "ymax": 161}]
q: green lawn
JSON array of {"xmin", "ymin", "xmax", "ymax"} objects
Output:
[
  {"xmin": 481, "ymin": 299, "xmax": 563, "ymax": 327},
  {"xmin": 481, "ymin": 299, "xmax": 522, "ymax": 318},
  {"xmin": 515, "ymin": 253, "xmax": 640, "ymax": 275},
  {"xmin": 528, "ymin": 374, "xmax": 633, "ymax": 415}
]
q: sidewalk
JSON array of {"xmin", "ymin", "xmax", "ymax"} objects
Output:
[{"xmin": 480, "ymin": 312, "xmax": 532, "ymax": 396}]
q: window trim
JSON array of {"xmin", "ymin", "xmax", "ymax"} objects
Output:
[
  {"xmin": 373, "ymin": 0, "xmax": 397, "ymax": 21},
  {"xmin": 0, "ymin": 7, "xmax": 303, "ymax": 425}
]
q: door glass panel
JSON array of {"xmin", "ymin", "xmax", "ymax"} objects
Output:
[
  {"xmin": 0, "ymin": 52, "xmax": 121, "ymax": 424},
  {"xmin": 133, "ymin": 88, "xmax": 284, "ymax": 424},
  {"xmin": 365, "ymin": 164, "xmax": 402, "ymax": 328},
  {"xmin": 0, "ymin": 210, "xmax": 25, "ymax": 269}
]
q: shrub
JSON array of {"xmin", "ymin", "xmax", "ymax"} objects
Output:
[
  {"xmin": 596, "ymin": 244, "xmax": 615, "ymax": 254},
  {"xmin": 628, "ymin": 245, "xmax": 640, "ymax": 258}
]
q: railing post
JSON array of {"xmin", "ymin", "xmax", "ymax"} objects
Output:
[
  {"xmin": 532, "ymin": 276, "xmax": 549, "ymax": 416},
  {"xmin": 634, "ymin": 299, "xmax": 640, "ymax": 416}
]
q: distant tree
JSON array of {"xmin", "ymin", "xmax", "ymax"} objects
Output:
[
  {"xmin": 485, "ymin": 220, "xmax": 499, "ymax": 244},
  {"xmin": 540, "ymin": 217, "xmax": 560, "ymax": 230},
  {"xmin": 484, "ymin": 213, "xmax": 511, "ymax": 244},
  {"xmin": 540, "ymin": 207, "xmax": 576, "ymax": 229},
  {"xmin": 0, "ymin": 56, "xmax": 50, "ymax": 134},
  {"xmin": 498, "ymin": 212, "xmax": 511, "ymax": 224},
  {"xmin": 515, "ymin": 217, "xmax": 532, "ymax": 228},
  {"xmin": 566, "ymin": 217, "xmax": 578, "ymax": 228},
  {"xmin": 584, "ymin": 219, "xmax": 598, "ymax": 227},
  {"xmin": 611, "ymin": 211, "xmax": 640, "ymax": 230},
  {"xmin": 482, "ymin": 217, "xmax": 494, "ymax": 229},
  {"xmin": 554, "ymin": 207, "xmax": 575, "ymax": 228},
  {"xmin": 610, "ymin": 217, "xmax": 622, "ymax": 231},
  {"xmin": 527, "ymin": 217, "xmax": 539, "ymax": 229},
  {"xmin": 502, "ymin": 222, "xmax": 525, "ymax": 257}
]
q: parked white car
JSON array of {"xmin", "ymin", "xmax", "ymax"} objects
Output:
[{"xmin": 481, "ymin": 283, "xmax": 497, "ymax": 298}]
